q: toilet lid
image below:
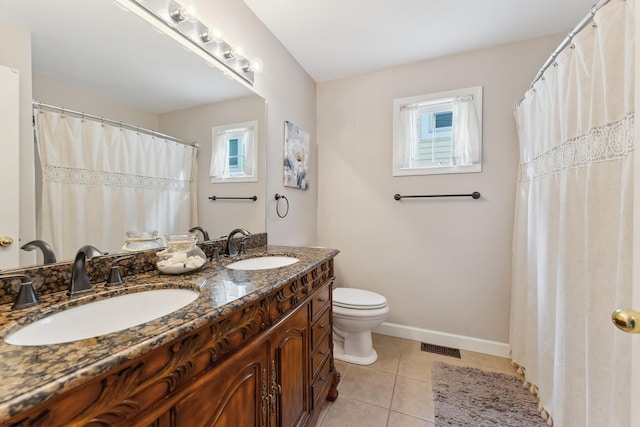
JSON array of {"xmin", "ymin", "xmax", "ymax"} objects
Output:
[{"xmin": 333, "ymin": 288, "xmax": 387, "ymax": 310}]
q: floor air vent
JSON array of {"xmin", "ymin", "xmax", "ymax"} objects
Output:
[{"xmin": 420, "ymin": 343, "xmax": 461, "ymax": 358}]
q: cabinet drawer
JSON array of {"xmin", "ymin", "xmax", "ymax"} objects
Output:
[
  {"xmin": 312, "ymin": 332, "xmax": 331, "ymax": 377},
  {"xmin": 312, "ymin": 356, "xmax": 332, "ymax": 408},
  {"xmin": 312, "ymin": 307, "xmax": 330, "ymax": 348},
  {"xmin": 311, "ymin": 284, "xmax": 331, "ymax": 321}
]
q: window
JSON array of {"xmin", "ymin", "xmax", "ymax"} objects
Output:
[
  {"xmin": 210, "ymin": 121, "xmax": 257, "ymax": 183},
  {"xmin": 227, "ymin": 137, "xmax": 244, "ymax": 174},
  {"xmin": 393, "ymin": 86, "xmax": 482, "ymax": 176}
]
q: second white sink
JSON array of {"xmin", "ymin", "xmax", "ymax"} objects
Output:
[
  {"xmin": 4, "ymin": 288, "xmax": 199, "ymax": 346},
  {"xmin": 226, "ymin": 256, "xmax": 299, "ymax": 270}
]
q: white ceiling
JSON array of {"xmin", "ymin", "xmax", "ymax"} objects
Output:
[{"xmin": 243, "ymin": 0, "xmax": 598, "ymax": 82}]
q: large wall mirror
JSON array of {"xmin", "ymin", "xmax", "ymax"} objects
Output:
[{"xmin": 0, "ymin": 0, "xmax": 267, "ymax": 268}]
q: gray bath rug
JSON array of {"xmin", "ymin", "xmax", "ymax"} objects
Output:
[{"xmin": 432, "ymin": 362, "xmax": 547, "ymax": 426}]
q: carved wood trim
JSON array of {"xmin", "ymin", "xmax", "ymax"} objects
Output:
[{"xmin": 4, "ymin": 260, "xmax": 335, "ymax": 426}]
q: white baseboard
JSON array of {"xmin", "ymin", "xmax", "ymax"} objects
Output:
[{"xmin": 373, "ymin": 322, "xmax": 510, "ymax": 358}]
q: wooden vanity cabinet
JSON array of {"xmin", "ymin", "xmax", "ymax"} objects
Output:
[
  {"xmin": 170, "ymin": 298, "xmax": 312, "ymax": 427},
  {"xmin": 4, "ymin": 259, "xmax": 339, "ymax": 427}
]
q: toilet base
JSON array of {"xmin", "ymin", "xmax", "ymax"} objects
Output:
[{"xmin": 333, "ymin": 340, "xmax": 378, "ymax": 365}]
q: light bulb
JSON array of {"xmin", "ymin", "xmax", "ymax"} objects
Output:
[
  {"xmin": 169, "ymin": 7, "xmax": 186, "ymax": 23},
  {"xmin": 201, "ymin": 25, "xmax": 224, "ymax": 43},
  {"xmin": 248, "ymin": 58, "xmax": 264, "ymax": 74},
  {"xmin": 231, "ymin": 44, "xmax": 247, "ymax": 59},
  {"xmin": 171, "ymin": 0, "xmax": 199, "ymax": 23},
  {"xmin": 181, "ymin": 4, "xmax": 198, "ymax": 23}
]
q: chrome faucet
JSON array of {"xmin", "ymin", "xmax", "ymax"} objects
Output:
[
  {"xmin": 21, "ymin": 240, "xmax": 57, "ymax": 264},
  {"xmin": 69, "ymin": 245, "xmax": 104, "ymax": 296},
  {"xmin": 225, "ymin": 229, "xmax": 250, "ymax": 258}
]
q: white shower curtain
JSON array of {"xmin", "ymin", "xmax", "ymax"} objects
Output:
[
  {"xmin": 34, "ymin": 109, "xmax": 198, "ymax": 260},
  {"xmin": 511, "ymin": 0, "xmax": 634, "ymax": 425}
]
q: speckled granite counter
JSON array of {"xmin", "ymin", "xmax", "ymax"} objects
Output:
[{"xmin": 0, "ymin": 245, "xmax": 339, "ymax": 421}]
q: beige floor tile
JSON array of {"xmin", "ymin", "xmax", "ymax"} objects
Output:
[
  {"xmin": 396, "ymin": 352, "xmax": 437, "ymax": 382},
  {"xmin": 367, "ymin": 346, "xmax": 401, "ymax": 375},
  {"xmin": 459, "ymin": 350, "xmax": 499, "ymax": 371},
  {"xmin": 320, "ymin": 337, "xmax": 525, "ymax": 426},
  {"xmin": 387, "ymin": 411, "xmax": 435, "ymax": 427},
  {"xmin": 372, "ymin": 333, "xmax": 404, "ymax": 351},
  {"xmin": 334, "ymin": 360, "xmax": 351, "ymax": 390},
  {"xmin": 390, "ymin": 376, "xmax": 434, "ymax": 421},
  {"xmin": 400, "ymin": 338, "xmax": 424, "ymax": 353},
  {"xmin": 319, "ymin": 396, "xmax": 389, "ymax": 427},
  {"xmin": 492, "ymin": 356, "xmax": 520, "ymax": 375},
  {"xmin": 338, "ymin": 365, "xmax": 396, "ymax": 408}
]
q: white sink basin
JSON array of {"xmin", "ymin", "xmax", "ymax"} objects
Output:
[
  {"xmin": 226, "ymin": 256, "xmax": 299, "ymax": 270},
  {"xmin": 4, "ymin": 289, "xmax": 199, "ymax": 346}
]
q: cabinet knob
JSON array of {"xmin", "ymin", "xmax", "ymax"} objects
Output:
[
  {"xmin": 318, "ymin": 297, "xmax": 326, "ymax": 302},
  {"xmin": 0, "ymin": 236, "xmax": 14, "ymax": 247}
]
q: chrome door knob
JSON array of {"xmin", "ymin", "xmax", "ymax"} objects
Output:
[
  {"xmin": 612, "ymin": 309, "xmax": 640, "ymax": 333},
  {"xmin": 0, "ymin": 236, "xmax": 14, "ymax": 247}
]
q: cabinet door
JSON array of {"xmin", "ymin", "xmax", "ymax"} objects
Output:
[
  {"xmin": 170, "ymin": 335, "xmax": 270, "ymax": 427},
  {"xmin": 270, "ymin": 305, "xmax": 310, "ymax": 427}
]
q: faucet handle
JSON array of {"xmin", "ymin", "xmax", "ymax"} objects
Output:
[
  {"xmin": 203, "ymin": 242, "xmax": 221, "ymax": 262},
  {"xmin": 239, "ymin": 238, "xmax": 248, "ymax": 255},
  {"xmin": 105, "ymin": 255, "xmax": 134, "ymax": 287},
  {"xmin": 1, "ymin": 274, "xmax": 40, "ymax": 310}
]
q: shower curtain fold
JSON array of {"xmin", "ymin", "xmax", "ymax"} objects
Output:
[{"xmin": 511, "ymin": 0, "xmax": 634, "ymax": 425}]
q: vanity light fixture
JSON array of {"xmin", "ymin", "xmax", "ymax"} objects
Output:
[{"xmin": 118, "ymin": 0, "xmax": 261, "ymax": 85}]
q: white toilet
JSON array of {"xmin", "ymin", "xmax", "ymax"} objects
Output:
[{"xmin": 332, "ymin": 287, "xmax": 389, "ymax": 365}]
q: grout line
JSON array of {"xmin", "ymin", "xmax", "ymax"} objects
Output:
[{"xmin": 383, "ymin": 341, "xmax": 407, "ymax": 426}]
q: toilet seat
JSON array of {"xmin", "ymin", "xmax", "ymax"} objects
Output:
[{"xmin": 333, "ymin": 288, "xmax": 387, "ymax": 310}]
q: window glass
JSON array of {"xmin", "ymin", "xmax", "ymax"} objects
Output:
[
  {"xmin": 210, "ymin": 121, "xmax": 257, "ymax": 183},
  {"xmin": 393, "ymin": 86, "xmax": 482, "ymax": 176},
  {"xmin": 227, "ymin": 138, "xmax": 243, "ymax": 173}
]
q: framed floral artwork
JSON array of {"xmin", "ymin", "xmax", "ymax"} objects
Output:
[{"xmin": 283, "ymin": 121, "xmax": 310, "ymax": 190}]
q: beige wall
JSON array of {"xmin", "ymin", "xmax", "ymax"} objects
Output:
[
  {"xmin": 316, "ymin": 35, "xmax": 562, "ymax": 353},
  {"xmin": 160, "ymin": 96, "xmax": 267, "ymax": 239},
  {"xmin": 33, "ymin": 74, "xmax": 159, "ymax": 130},
  {"xmin": 199, "ymin": 0, "xmax": 318, "ymax": 246}
]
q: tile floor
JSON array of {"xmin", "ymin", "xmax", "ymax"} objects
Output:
[{"xmin": 315, "ymin": 333, "xmax": 518, "ymax": 427}]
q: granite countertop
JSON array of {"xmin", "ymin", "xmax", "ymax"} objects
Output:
[{"xmin": 0, "ymin": 245, "xmax": 339, "ymax": 420}]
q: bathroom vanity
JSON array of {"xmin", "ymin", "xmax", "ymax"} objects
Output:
[{"xmin": 0, "ymin": 244, "xmax": 339, "ymax": 426}]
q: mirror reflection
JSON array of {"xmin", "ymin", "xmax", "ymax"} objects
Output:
[{"xmin": 0, "ymin": 0, "xmax": 266, "ymax": 268}]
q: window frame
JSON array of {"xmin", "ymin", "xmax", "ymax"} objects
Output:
[
  {"xmin": 210, "ymin": 120, "xmax": 258, "ymax": 183},
  {"xmin": 392, "ymin": 86, "xmax": 483, "ymax": 176}
]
